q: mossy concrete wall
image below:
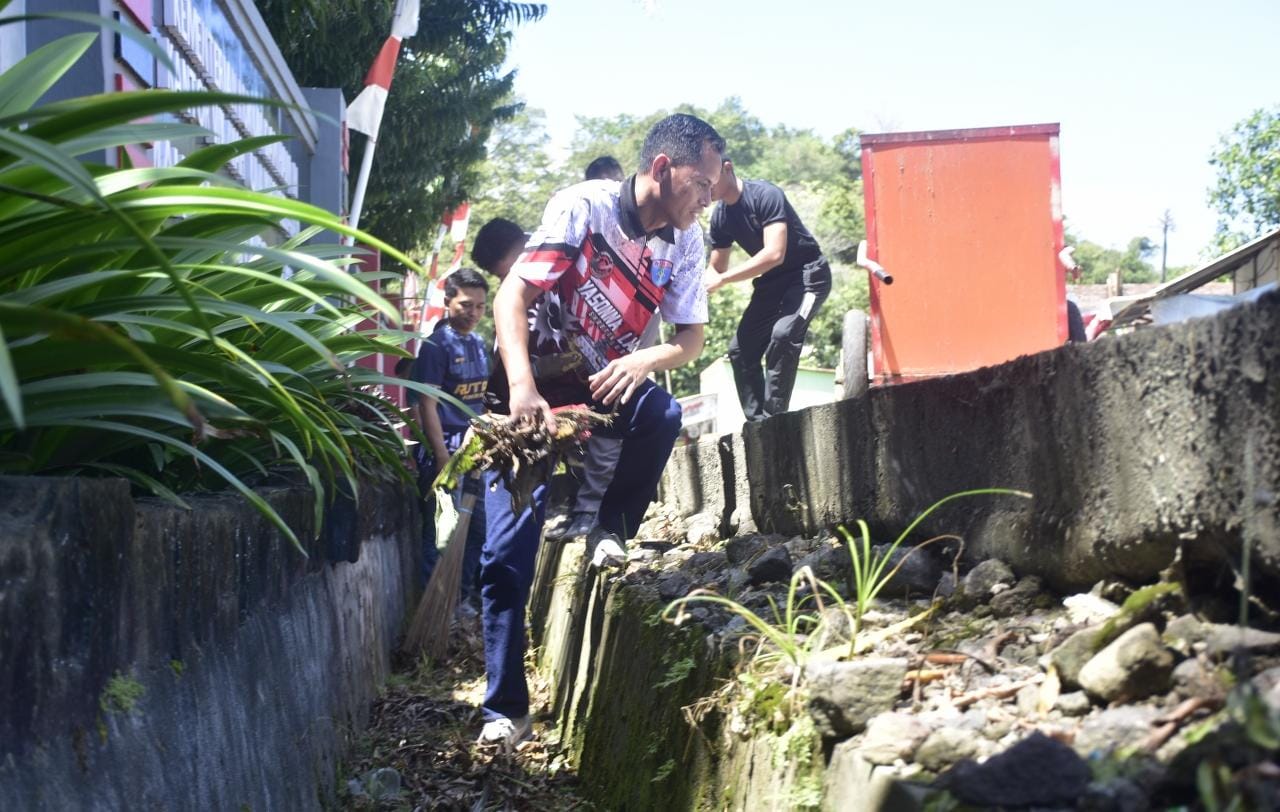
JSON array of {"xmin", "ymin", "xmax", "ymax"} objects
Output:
[
  {"xmin": 0, "ymin": 475, "xmax": 419, "ymax": 810},
  {"xmin": 532, "ymin": 545, "xmax": 822, "ymax": 811},
  {"xmin": 663, "ymin": 290, "xmax": 1280, "ymax": 591}
]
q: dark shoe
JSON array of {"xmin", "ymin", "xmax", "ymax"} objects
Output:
[
  {"xmin": 542, "ymin": 511, "xmax": 571, "ymax": 541},
  {"xmin": 564, "ymin": 511, "xmax": 598, "ymax": 540}
]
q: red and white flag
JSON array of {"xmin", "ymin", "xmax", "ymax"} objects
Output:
[{"xmin": 347, "ymin": 0, "xmax": 420, "ymax": 139}]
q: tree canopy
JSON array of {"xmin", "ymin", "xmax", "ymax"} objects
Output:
[
  {"xmin": 1064, "ymin": 230, "xmax": 1160, "ymax": 285},
  {"xmin": 256, "ymin": 0, "xmax": 546, "ymax": 255},
  {"xmin": 1209, "ymin": 105, "xmax": 1280, "ymax": 252}
]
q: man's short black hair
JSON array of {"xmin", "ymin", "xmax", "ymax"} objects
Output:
[
  {"xmin": 444, "ymin": 267, "xmax": 489, "ymax": 301},
  {"xmin": 470, "ymin": 218, "xmax": 526, "ymax": 274},
  {"xmin": 639, "ymin": 113, "xmax": 725, "ymax": 172},
  {"xmin": 584, "ymin": 155, "xmax": 624, "ymax": 181}
]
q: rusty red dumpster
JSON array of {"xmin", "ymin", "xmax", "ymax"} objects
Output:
[{"xmin": 859, "ymin": 123, "xmax": 1068, "ymax": 384}]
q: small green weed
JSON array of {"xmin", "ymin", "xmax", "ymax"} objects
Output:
[
  {"xmin": 839, "ymin": 488, "xmax": 1031, "ymax": 655},
  {"xmin": 655, "ymin": 656, "xmax": 696, "ymax": 690},
  {"xmin": 100, "ymin": 673, "xmax": 145, "ymax": 714}
]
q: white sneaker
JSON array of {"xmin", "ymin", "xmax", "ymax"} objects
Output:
[
  {"xmin": 589, "ymin": 530, "xmax": 627, "ymax": 569},
  {"xmin": 477, "ymin": 715, "xmax": 532, "ymax": 750}
]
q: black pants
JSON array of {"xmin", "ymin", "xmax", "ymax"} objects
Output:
[{"xmin": 728, "ymin": 258, "xmax": 832, "ymax": 422}]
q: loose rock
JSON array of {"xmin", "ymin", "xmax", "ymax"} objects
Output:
[
  {"xmin": 1054, "ymin": 691, "xmax": 1093, "ymax": 717},
  {"xmin": 916, "ymin": 726, "xmax": 981, "ymax": 772},
  {"xmin": 684, "ymin": 512, "xmax": 720, "ymax": 545},
  {"xmin": 859, "ymin": 711, "xmax": 932, "ymax": 765},
  {"xmin": 1073, "ymin": 704, "xmax": 1162, "ymax": 757},
  {"xmin": 656, "ymin": 572, "xmax": 693, "ymax": 602},
  {"xmin": 963, "ymin": 559, "xmax": 1016, "ymax": 600},
  {"xmin": 806, "ymin": 658, "xmax": 909, "ymax": 737},
  {"xmin": 990, "ymin": 575, "xmax": 1044, "ymax": 617},
  {"xmin": 1045, "ymin": 624, "xmax": 1106, "ymax": 688},
  {"xmin": 724, "ymin": 534, "xmax": 768, "ymax": 565},
  {"xmin": 747, "ymin": 546, "xmax": 792, "ymax": 585},
  {"xmin": 1078, "ymin": 623, "xmax": 1175, "ymax": 702},
  {"xmin": 874, "ymin": 544, "xmax": 945, "ymax": 598},
  {"xmin": 1063, "ymin": 592, "xmax": 1122, "ymax": 625}
]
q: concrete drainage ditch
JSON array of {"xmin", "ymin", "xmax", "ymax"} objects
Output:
[{"xmin": 531, "ymin": 513, "xmax": 1280, "ymax": 810}]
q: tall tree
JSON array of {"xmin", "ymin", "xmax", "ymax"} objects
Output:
[
  {"xmin": 1064, "ymin": 229, "xmax": 1158, "ymax": 285},
  {"xmin": 1208, "ymin": 105, "xmax": 1280, "ymax": 253},
  {"xmin": 467, "ymin": 105, "xmax": 571, "ymax": 234},
  {"xmin": 256, "ymin": 0, "xmax": 546, "ymax": 255}
]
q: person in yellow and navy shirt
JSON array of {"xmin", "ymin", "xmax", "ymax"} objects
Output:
[{"xmin": 413, "ymin": 267, "xmax": 490, "ymax": 605}]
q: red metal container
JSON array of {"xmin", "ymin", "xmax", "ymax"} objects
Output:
[{"xmin": 860, "ymin": 123, "xmax": 1067, "ymax": 383}]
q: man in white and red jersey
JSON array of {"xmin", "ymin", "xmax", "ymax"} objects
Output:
[{"xmin": 477, "ymin": 114, "xmax": 725, "ymax": 748}]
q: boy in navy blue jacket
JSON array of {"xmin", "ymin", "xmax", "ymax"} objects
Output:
[{"xmin": 414, "ymin": 267, "xmax": 490, "ymax": 605}]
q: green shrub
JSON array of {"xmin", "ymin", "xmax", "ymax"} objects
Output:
[{"xmin": 0, "ymin": 19, "xmax": 445, "ymax": 550}]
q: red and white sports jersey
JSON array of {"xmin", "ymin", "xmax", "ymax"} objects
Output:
[{"xmin": 515, "ymin": 177, "xmax": 708, "ymax": 380}]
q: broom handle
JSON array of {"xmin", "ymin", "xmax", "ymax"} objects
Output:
[{"xmin": 447, "ymin": 472, "xmax": 482, "ymax": 542}]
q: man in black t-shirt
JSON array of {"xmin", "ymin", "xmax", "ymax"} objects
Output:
[{"xmin": 706, "ymin": 159, "xmax": 832, "ymax": 421}]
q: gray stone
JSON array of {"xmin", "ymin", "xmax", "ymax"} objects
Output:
[
  {"xmin": 784, "ymin": 534, "xmax": 816, "ymax": 557},
  {"xmin": 874, "ymin": 543, "xmax": 945, "ymax": 598},
  {"xmin": 656, "ymin": 573, "xmax": 693, "ymax": 602},
  {"xmin": 1171, "ymin": 656, "xmax": 1230, "ymax": 701},
  {"xmin": 936, "ymin": 571, "xmax": 957, "ymax": 598},
  {"xmin": 1163, "ymin": 614, "xmax": 1280, "ymax": 656},
  {"xmin": 859, "ymin": 711, "xmax": 932, "ymax": 765},
  {"xmin": 725, "ymin": 568, "xmax": 751, "ymax": 597},
  {"xmin": 627, "ymin": 547, "xmax": 659, "ymax": 564},
  {"xmin": 940, "ymin": 732, "xmax": 1091, "ymax": 808},
  {"xmin": 806, "ymin": 658, "xmax": 909, "ymax": 737},
  {"xmin": 1015, "ymin": 684, "xmax": 1040, "ymax": 716},
  {"xmin": 747, "ymin": 546, "xmax": 793, "ymax": 585},
  {"xmin": 662, "ymin": 548, "xmax": 694, "ymax": 567},
  {"xmin": 1252, "ymin": 665, "xmax": 1280, "ymax": 710},
  {"xmin": 795, "ymin": 544, "xmax": 849, "ymax": 584},
  {"xmin": 963, "ymin": 559, "xmax": 1015, "ymax": 599},
  {"xmin": 1045, "ymin": 624, "xmax": 1106, "ymax": 688},
  {"xmin": 810, "ymin": 607, "xmax": 853, "ymax": 652},
  {"xmin": 1054, "ymin": 691, "xmax": 1093, "ymax": 717},
  {"xmin": 916, "ymin": 726, "xmax": 981, "ymax": 772},
  {"xmin": 686, "ymin": 550, "xmax": 727, "ymax": 573},
  {"xmin": 1063, "ymin": 592, "xmax": 1122, "ymax": 625},
  {"xmin": 1073, "ymin": 704, "xmax": 1162, "ymax": 757},
  {"xmin": 990, "ymin": 575, "xmax": 1044, "ymax": 617},
  {"xmin": 983, "ymin": 709, "xmax": 1015, "ymax": 741},
  {"xmin": 684, "ymin": 512, "xmax": 720, "ymax": 545},
  {"xmin": 724, "ymin": 534, "xmax": 769, "ymax": 565},
  {"xmin": 361, "ymin": 767, "xmax": 402, "ymax": 801},
  {"xmin": 1078, "ymin": 623, "xmax": 1175, "ymax": 702}
]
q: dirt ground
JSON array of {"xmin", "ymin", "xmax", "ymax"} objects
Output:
[{"xmin": 336, "ymin": 618, "xmax": 590, "ymax": 811}]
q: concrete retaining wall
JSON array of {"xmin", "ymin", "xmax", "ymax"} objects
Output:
[
  {"xmin": 663, "ymin": 289, "xmax": 1280, "ymax": 590},
  {"xmin": 0, "ymin": 475, "xmax": 420, "ymax": 810}
]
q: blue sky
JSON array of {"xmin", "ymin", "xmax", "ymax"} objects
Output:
[{"xmin": 504, "ymin": 0, "xmax": 1277, "ymax": 267}]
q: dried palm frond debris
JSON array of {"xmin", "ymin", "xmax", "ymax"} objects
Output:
[{"xmin": 435, "ymin": 406, "xmax": 613, "ymax": 513}]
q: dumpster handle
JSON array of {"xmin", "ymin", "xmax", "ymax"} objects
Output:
[{"xmin": 857, "ymin": 240, "xmax": 893, "ymax": 285}]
